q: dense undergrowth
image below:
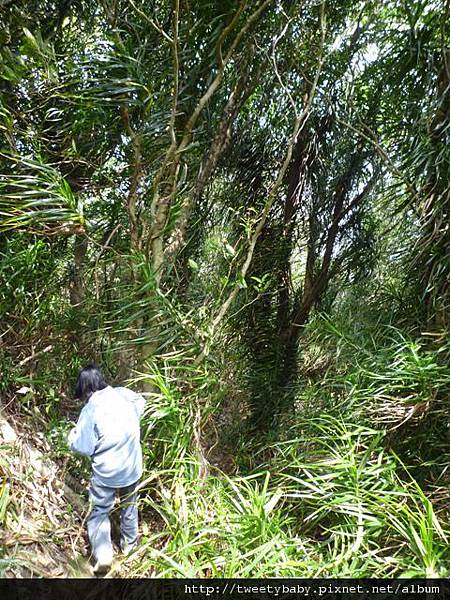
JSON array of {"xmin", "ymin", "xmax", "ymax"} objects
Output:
[
  {"xmin": 5, "ymin": 307, "xmax": 449, "ymax": 578},
  {"xmin": 115, "ymin": 310, "xmax": 450, "ymax": 578}
]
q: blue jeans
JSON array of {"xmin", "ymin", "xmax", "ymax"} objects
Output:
[{"xmin": 87, "ymin": 478, "xmax": 139, "ymax": 563}]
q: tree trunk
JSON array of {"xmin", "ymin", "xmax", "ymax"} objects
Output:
[{"xmin": 69, "ymin": 234, "xmax": 88, "ymax": 308}]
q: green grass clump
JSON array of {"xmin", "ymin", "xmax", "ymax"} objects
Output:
[
  {"xmin": 118, "ymin": 312, "xmax": 450, "ymax": 578},
  {"xmin": 120, "ymin": 414, "xmax": 448, "ymax": 578},
  {"xmin": 270, "ymin": 416, "xmax": 449, "ymax": 577}
]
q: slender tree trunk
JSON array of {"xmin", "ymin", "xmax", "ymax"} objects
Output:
[
  {"xmin": 277, "ymin": 150, "xmax": 368, "ymax": 386},
  {"xmin": 69, "ymin": 234, "xmax": 88, "ymax": 307}
]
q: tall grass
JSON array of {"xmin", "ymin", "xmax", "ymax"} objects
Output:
[
  {"xmin": 121, "ymin": 414, "xmax": 449, "ymax": 577},
  {"xmin": 118, "ymin": 308, "xmax": 450, "ymax": 578},
  {"xmin": 0, "ymin": 449, "xmax": 11, "ymax": 527},
  {"xmin": 3, "ymin": 243, "xmax": 449, "ymax": 578}
]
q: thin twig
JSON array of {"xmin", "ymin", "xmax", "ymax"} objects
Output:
[{"xmin": 128, "ymin": 0, "xmax": 173, "ymax": 43}]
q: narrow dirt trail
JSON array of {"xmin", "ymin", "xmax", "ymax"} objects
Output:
[
  {"xmin": 0, "ymin": 404, "xmax": 93, "ymax": 577},
  {"xmin": 1, "ymin": 399, "xmax": 166, "ymax": 579}
]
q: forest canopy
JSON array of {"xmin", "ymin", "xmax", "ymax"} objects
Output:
[{"xmin": 1, "ymin": 0, "xmax": 450, "ymax": 578}]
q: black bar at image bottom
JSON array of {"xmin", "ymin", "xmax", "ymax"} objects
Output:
[{"xmin": 0, "ymin": 578, "xmax": 449, "ymax": 600}]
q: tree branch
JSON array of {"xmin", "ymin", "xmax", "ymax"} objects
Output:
[
  {"xmin": 121, "ymin": 106, "xmax": 142, "ymax": 251},
  {"xmin": 149, "ymin": 0, "xmax": 273, "ymax": 280},
  {"xmin": 194, "ymin": 1, "xmax": 327, "ymax": 364}
]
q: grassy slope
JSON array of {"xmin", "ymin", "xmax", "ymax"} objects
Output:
[{"xmin": 1, "ymin": 312, "xmax": 449, "ymax": 578}]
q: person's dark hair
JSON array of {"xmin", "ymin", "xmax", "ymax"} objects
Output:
[{"xmin": 75, "ymin": 365, "xmax": 108, "ymax": 401}]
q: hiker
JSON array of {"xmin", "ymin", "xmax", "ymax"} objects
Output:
[{"xmin": 68, "ymin": 365, "xmax": 145, "ymax": 574}]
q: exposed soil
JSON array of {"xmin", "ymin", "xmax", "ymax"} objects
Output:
[{"xmin": 0, "ymin": 403, "xmax": 151, "ymax": 578}]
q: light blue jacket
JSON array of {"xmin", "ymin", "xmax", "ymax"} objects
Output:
[{"xmin": 68, "ymin": 385, "xmax": 146, "ymax": 488}]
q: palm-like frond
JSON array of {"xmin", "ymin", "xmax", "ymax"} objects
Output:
[{"xmin": 0, "ymin": 158, "xmax": 83, "ymax": 233}]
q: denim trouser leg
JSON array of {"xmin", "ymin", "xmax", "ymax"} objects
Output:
[
  {"xmin": 87, "ymin": 480, "xmax": 115, "ymax": 563},
  {"xmin": 88, "ymin": 478, "xmax": 140, "ymax": 560},
  {"xmin": 118, "ymin": 481, "xmax": 139, "ymax": 549}
]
